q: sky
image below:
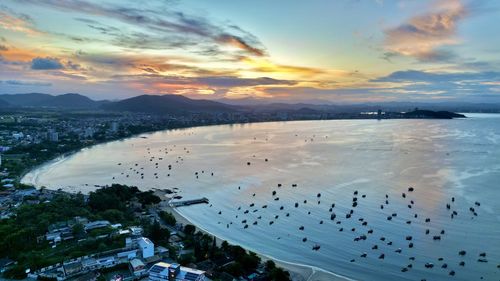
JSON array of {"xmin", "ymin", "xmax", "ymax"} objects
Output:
[{"xmin": 1, "ymin": 0, "xmax": 500, "ymax": 103}]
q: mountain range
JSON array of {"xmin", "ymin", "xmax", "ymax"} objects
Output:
[
  {"xmin": 0, "ymin": 93, "xmax": 107, "ymax": 109},
  {"xmin": 0, "ymin": 93, "xmax": 499, "ymax": 114}
]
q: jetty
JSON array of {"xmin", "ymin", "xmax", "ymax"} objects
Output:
[{"xmin": 169, "ymin": 197, "xmax": 209, "ymax": 207}]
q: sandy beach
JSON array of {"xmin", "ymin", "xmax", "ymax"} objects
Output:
[
  {"xmin": 156, "ymin": 195, "xmax": 352, "ymax": 281},
  {"xmin": 24, "ymin": 118, "xmax": 500, "ymax": 281}
]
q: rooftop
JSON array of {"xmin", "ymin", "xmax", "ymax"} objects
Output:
[{"xmin": 149, "ymin": 262, "xmax": 205, "ymax": 281}]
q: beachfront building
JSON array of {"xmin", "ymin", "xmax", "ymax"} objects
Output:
[
  {"xmin": 129, "ymin": 258, "xmax": 146, "ymax": 277},
  {"xmin": 84, "ymin": 220, "xmax": 111, "ymax": 231},
  {"xmin": 148, "ymin": 262, "xmax": 206, "ymax": 281},
  {"xmin": 138, "ymin": 237, "xmax": 155, "ymax": 258}
]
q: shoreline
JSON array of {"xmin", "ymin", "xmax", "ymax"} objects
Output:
[
  {"xmin": 161, "ymin": 202, "xmax": 355, "ymax": 281},
  {"xmin": 20, "ymin": 117, "xmax": 489, "ymax": 281},
  {"xmin": 19, "ymin": 115, "xmax": 471, "ymax": 186}
]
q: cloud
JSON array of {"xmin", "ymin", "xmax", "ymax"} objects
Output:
[
  {"xmin": 371, "ymin": 69, "xmax": 500, "ymax": 83},
  {"xmin": 196, "ymin": 76, "xmax": 295, "ymax": 87},
  {"xmin": 216, "ymin": 34, "xmax": 266, "ymax": 57},
  {"xmin": 0, "ymin": 45, "xmax": 7, "ymax": 51},
  {"xmin": 18, "ymin": 0, "xmax": 266, "ymax": 57},
  {"xmin": 383, "ymin": 0, "xmax": 467, "ymax": 61},
  {"xmin": 0, "ymin": 79, "xmax": 52, "ymax": 86},
  {"xmin": 0, "ymin": 8, "xmax": 42, "ymax": 36},
  {"xmin": 31, "ymin": 57, "xmax": 64, "ymax": 70},
  {"xmin": 112, "ymin": 73, "xmax": 296, "ymax": 88},
  {"xmin": 241, "ymin": 57, "xmax": 327, "ymax": 76},
  {"xmin": 366, "ymin": 69, "xmax": 500, "ymax": 102}
]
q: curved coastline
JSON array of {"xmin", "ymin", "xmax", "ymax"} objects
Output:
[
  {"xmin": 172, "ymin": 206, "xmax": 356, "ymax": 281},
  {"xmin": 20, "ymin": 116, "xmax": 500, "ymax": 281},
  {"xmin": 20, "ymin": 120, "xmax": 359, "ymax": 281}
]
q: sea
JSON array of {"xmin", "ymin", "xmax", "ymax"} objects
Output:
[{"xmin": 22, "ymin": 114, "xmax": 500, "ymax": 281}]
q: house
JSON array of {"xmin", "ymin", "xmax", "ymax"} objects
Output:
[
  {"xmin": 0, "ymin": 258, "xmax": 15, "ymax": 273},
  {"xmin": 111, "ymin": 223, "xmax": 122, "ymax": 229},
  {"xmin": 129, "ymin": 226, "xmax": 143, "ymax": 236},
  {"xmin": 148, "ymin": 262, "xmax": 206, "ymax": 281},
  {"xmin": 129, "ymin": 259, "xmax": 145, "ymax": 276},
  {"xmin": 116, "ymin": 249, "xmax": 137, "ymax": 260},
  {"xmin": 155, "ymin": 246, "xmax": 169, "ymax": 258},
  {"xmin": 63, "ymin": 260, "xmax": 83, "ymax": 276},
  {"xmin": 46, "ymin": 223, "xmax": 74, "ymax": 244},
  {"xmin": 84, "ymin": 220, "xmax": 110, "ymax": 231}
]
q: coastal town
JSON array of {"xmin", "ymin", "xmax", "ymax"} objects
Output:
[
  {"xmin": 0, "ymin": 105, "xmax": 475, "ymax": 281},
  {"xmin": 0, "ymin": 108, "xmax": 299, "ymax": 281},
  {"xmin": 0, "ymin": 182, "xmax": 292, "ymax": 281},
  {"xmin": 2, "ymin": 0, "xmax": 500, "ymax": 280}
]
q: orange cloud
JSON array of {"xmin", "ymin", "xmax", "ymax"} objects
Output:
[
  {"xmin": 384, "ymin": 0, "xmax": 467, "ymax": 61},
  {"xmin": 240, "ymin": 57, "xmax": 328, "ymax": 77},
  {"xmin": 0, "ymin": 11, "xmax": 42, "ymax": 36},
  {"xmin": 217, "ymin": 34, "xmax": 266, "ymax": 57},
  {"xmin": 0, "ymin": 46, "xmax": 39, "ymax": 62}
]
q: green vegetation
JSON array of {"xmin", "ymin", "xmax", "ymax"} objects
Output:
[
  {"xmin": 159, "ymin": 210, "xmax": 177, "ymax": 226},
  {"xmin": 0, "ymin": 184, "xmax": 163, "ymax": 279},
  {"xmin": 264, "ymin": 260, "xmax": 292, "ymax": 281},
  {"xmin": 179, "ymin": 225, "xmax": 291, "ymax": 280}
]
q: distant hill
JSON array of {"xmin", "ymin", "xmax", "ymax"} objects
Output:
[
  {"xmin": 402, "ymin": 110, "xmax": 466, "ymax": 119},
  {"xmin": 1, "ymin": 93, "xmax": 498, "ymax": 114},
  {"xmin": 0, "ymin": 93, "xmax": 53, "ymax": 106},
  {"xmin": 0, "ymin": 98, "xmax": 10, "ymax": 107},
  {"xmin": 0, "ymin": 93, "xmax": 105, "ymax": 109},
  {"xmin": 38, "ymin": 93, "xmax": 102, "ymax": 108},
  {"xmin": 101, "ymin": 94, "xmax": 237, "ymax": 114}
]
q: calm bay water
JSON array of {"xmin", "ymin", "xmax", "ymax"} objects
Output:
[{"xmin": 23, "ymin": 114, "xmax": 500, "ymax": 281}]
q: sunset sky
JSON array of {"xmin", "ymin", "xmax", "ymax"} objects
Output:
[{"xmin": 1, "ymin": 0, "xmax": 499, "ymax": 103}]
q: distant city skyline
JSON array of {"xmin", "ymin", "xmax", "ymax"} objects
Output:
[{"xmin": 1, "ymin": 0, "xmax": 500, "ymax": 103}]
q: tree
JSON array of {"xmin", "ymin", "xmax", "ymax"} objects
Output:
[
  {"xmin": 184, "ymin": 224, "xmax": 196, "ymax": 235},
  {"xmin": 72, "ymin": 223, "xmax": 85, "ymax": 239},
  {"xmin": 265, "ymin": 260, "xmax": 276, "ymax": 272},
  {"xmin": 148, "ymin": 220, "xmax": 170, "ymax": 245},
  {"xmin": 100, "ymin": 209, "xmax": 125, "ymax": 223},
  {"xmin": 137, "ymin": 191, "xmax": 161, "ymax": 206},
  {"xmin": 159, "ymin": 211, "xmax": 176, "ymax": 226},
  {"xmin": 269, "ymin": 267, "xmax": 291, "ymax": 281},
  {"xmin": 3, "ymin": 264, "xmax": 27, "ymax": 279}
]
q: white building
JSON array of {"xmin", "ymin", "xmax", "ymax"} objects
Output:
[
  {"xmin": 130, "ymin": 226, "xmax": 143, "ymax": 236},
  {"xmin": 110, "ymin": 122, "xmax": 119, "ymax": 133},
  {"xmin": 48, "ymin": 131, "xmax": 59, "ymax": 142},
  {"xmin": 148, "ymin": 262, "xmax": 205, "ymax": 281},
  {"xmin": 12, "ymin": 132, "xmax": 24, "ymax": 140},
  {"xmin": 84, "ymin": 127, "xmax": 94, "ymax": 138},
  {"xmin": 138, "ymin": 237, "xmax": 154, "ymax": 259},
  {"xmin": 84, "ymin": 220, "xmax": 110, "ymax": 231}
]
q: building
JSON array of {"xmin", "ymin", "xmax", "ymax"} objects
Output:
[
  {"xmin": 148, "ymin": 262, "xmax": 205, "ymax": 281},
  {"xmin": 0, "ymin": 258, "xmax": 15, "ymax": 273},
  {"xmin": 83, "ymin": 128, "xmax": 95, "ymax": 138},
  {"xmin": 129, "ymin": 226, "xmax": 143, "ymax": 236},
  {"xmin": 129, "ymin": 259, "xmax": 146, "ymax": 276},
  {"xmin": 84, "ymin": 220, "xmax": 110, "ymax": 231},
  {"xmin": 138, "ymin": 237, "xmax": 154, "ymax": 258},
  {"xmin": 63, "ymin": 260, "xmax": 82, "ymax": 276},
  {"xmin": 48, "ymin": 131, "xmax": 59, "ymax": 142},
  {"xmin": 110, "ymin": 122, "xmax": 119, "ymax": 133}
]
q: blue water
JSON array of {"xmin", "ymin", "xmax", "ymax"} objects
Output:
[{"xmin": 23, "ymin": 114, "xmax": 500, "ymax": 281}]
